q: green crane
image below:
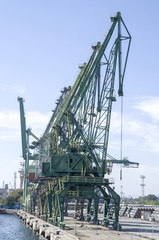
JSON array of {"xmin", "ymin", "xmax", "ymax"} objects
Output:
[
  {"xmin": 18, "ymin": 97, "xmax": 39, "ymax": 209},
  {"xmin": 39, "ymin": 12, "xmax": 138, "ymax": 229},
  {"xmin": 42, "ymin": 12, "xmax": 134, "ymax": 175},
  {"xmin": 18, "ymin": 12, "xmax": 138, "ymax": 230}
]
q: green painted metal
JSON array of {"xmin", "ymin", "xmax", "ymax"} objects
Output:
[
  {"xmin": 18, "ymin": 12, "xmax": 138, "ymax": 230},
  {"xmin": 18, "ymin": 97, "xmax": 28, "ymax": 204},
  {"xmin": 18, "ymin": 97, "xmax": 40, "ymax": 208},
  {"xmin": 17, "ymin": 97, "xmax": 27, "ymax": 160},
  {"xmin": 38, "ymin": 12, "xmax": 135, "ymax": 180},
  {"xmin": 39, "ymin": 12, "xmax": 132, "ymax": 179}
]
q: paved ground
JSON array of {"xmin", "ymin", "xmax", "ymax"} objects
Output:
[
  {"xmin": 120, "ymin": 217, "xmax": 159, "ymax": 240},
  {"xmin": 20, "ymin": 209, "xmax": 159, "ymax": 240},
  {"xmin": 63, "ymin": 216, "xmax": 159, "ymax": 240}
]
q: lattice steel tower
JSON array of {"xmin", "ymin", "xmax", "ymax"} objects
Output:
[
  {"xmin": 140, "ymin": 175, "xmax": 146, "ymax": 206},
  {"xmin": 14, "ymin": 172, "xmax": 17, "ymax": 189}
]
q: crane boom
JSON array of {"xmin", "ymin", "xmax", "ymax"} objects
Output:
[
  {"xmin": 39, "ymin": 12, "xmax": 132, "ymax": 178},
  {"xmin": 17, "ymin": 97, "xmax": 27, "ymax": 160}
]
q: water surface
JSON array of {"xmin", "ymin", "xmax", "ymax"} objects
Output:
[{"xmin": 0, "ymin": 214, "xmax": 39, "ymax": 240}]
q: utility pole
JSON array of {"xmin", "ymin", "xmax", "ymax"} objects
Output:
[
  {"xmin": 140, "ymin": 175, "xmax": 146, "ymax": 206},
  {"xmin": 120, "ymin": 185, "xmax": 124, "ymax": 202}
]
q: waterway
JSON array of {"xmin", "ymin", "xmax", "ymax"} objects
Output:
[{"xmin": 0, "ymin": 214, "xmax": 39, "ymax": 240}]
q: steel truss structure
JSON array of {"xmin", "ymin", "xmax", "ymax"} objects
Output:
[{"xmin": 18, "ymin": 12, "xmax": 138, "ymax": 230}]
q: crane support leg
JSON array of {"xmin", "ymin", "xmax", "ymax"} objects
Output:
[
  {"xmin": 64, "ymin": 199, "xmax": 68, "ymax": 216},
  {"xmin": 44, "ymin": 196, "xmax": 49, "ymax": 221},
  {"xmin": 58, "ymin": 196, "xmax": 64, "ymax": 222},
  {"xmin": 56, "ymin": 183, "xmax": 71, "ymax": 229},
  {"xmin": 99, "ymin": 186, "xmax": 110, "ymax": 226},
  {"xmin": 106, "ymin": 185, "xmax": 121, "ymax": 230},
  {"xmin": 86, "ymin": 199, "xmax": 92, "ymax": 221},
  {"xmin": 93, "ymin": 194, "xmax": 99, "ymax": 224},
  {"xmin": 101, "ymin": 200, "xmax": 109, "ymax": 226},
  {"xmin": 80, "ymin": 199, "xmax": 85, "ymax": 221},
  {"xmin": 74, "ymin": 199, "xmax": 79, "ymax": 219},
  {"xmin": 48, "ymin": 192, "xmax": 53, "ymax": 219}
]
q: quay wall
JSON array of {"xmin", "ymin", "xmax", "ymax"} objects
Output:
[{"xmin": 16, "ymin": 210, "xmax": 78, "ymax": 240}]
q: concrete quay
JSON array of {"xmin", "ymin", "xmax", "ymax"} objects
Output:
[
  {"xmin": 16, "ymin": 210, "xmax": 159, "ymax": 240},
  {"xmin": 16, "ymin": 210, "xmax": 78, "ymax": 240},
  {"xmin": 5, "ymin": 209, "xmax": 18, "ymax": 214}
]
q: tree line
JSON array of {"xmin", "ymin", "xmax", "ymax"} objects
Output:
[
  {"xmin": 123, "ymin": 194, "xmax": 159, "ymax": 205},
  {"xmin": 0, "ymin": 189, "xmax": 23, "ymax": 207}
]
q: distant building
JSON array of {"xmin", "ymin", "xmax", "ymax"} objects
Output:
[{"xmin": 0, "ymin": 188, "xmax": 14, "ymax": 200}]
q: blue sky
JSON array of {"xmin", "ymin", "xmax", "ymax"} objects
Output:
[{"xmin": 0, "ymin": 0, "xmax": 159, "ymax": 197}]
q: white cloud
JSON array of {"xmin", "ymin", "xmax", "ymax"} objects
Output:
[
  {"xmin": 125, "ymin": 120, "xmax": 159, "ymax": 153},
  {"xmin": 0, "ymin": 111, "xmax": 20, "ymax": 129},
  {"xmin": 0, "ymin": 131, "xmax": 20, "ymax": 140},
  {"xmin": 135, "ymin": 97, "xmax": 159, "ymax": 121},
  {"xmin": 0, "ymin": 84, "xmax": 25, "ymax": 95},
  {"xmin": 110, "ymin": 105, "xmax": 159, "ymax": 154},
  {"xmin": 137, "ymin": 164, "xmax": 159, "ymax": 175},
  {"xmin": 26, "ymin": 111, "xmax": 52, "ymax": 136},
  {"xmin": 0, "ymin": 110, "xmax": 51, "ymax": 141}
]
